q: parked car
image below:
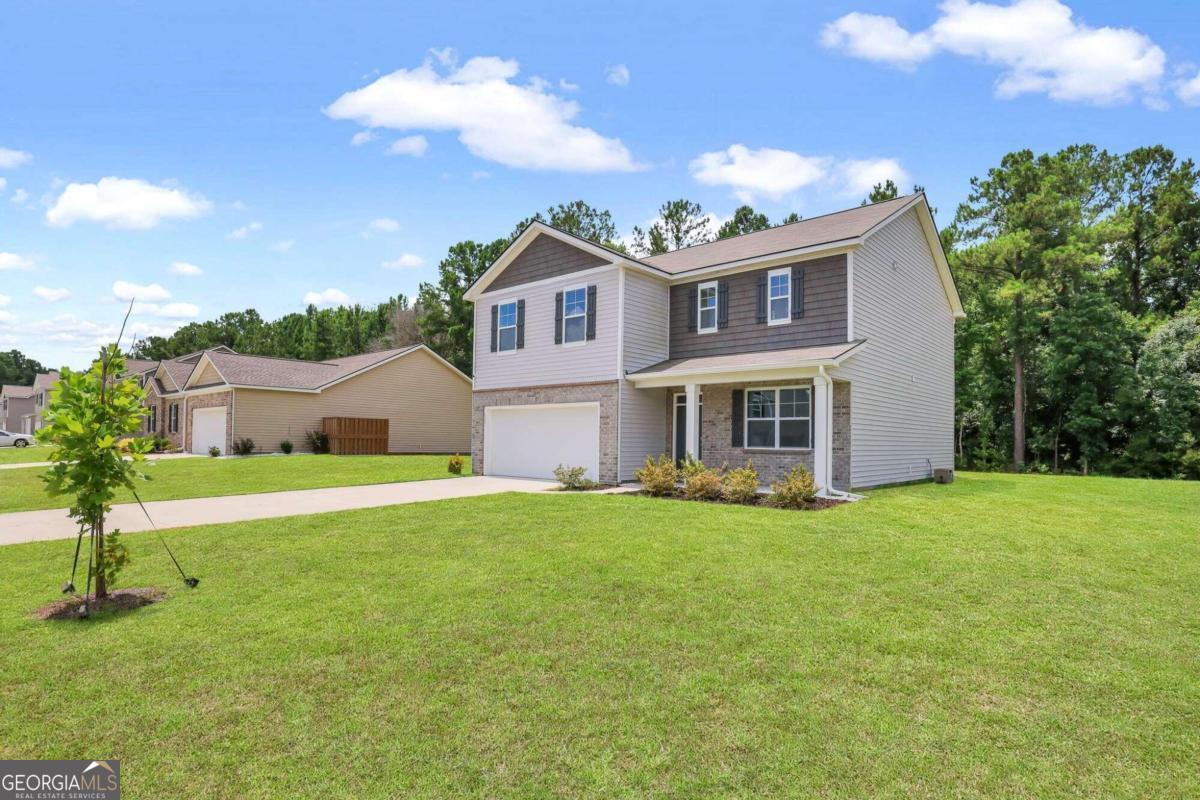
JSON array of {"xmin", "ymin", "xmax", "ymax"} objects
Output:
[{"xmin": 0, "ymin": 429, "xmax": 34, "ymax": 447}]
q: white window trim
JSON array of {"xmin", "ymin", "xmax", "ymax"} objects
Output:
[
  {"xmin": 767, "ymin": 267, "xmax": 791, "ymax": 326},
  {"xmin": 496, "ymin": 298, "xmax": 519, "ymax": 355},
  {"xmin": 744, "ymin": 385, "xmax": 812, "ymax": 451},
  {"xmin": 561, "ymin": 284, "xmax": 588, "ymax": 348},
  {"xmin": 697, "ymin": 280, "xmax": 718, "ymax": 334},
  {"xmin": 671, "ymin": 391, "xmax": 703, "ymax": 464}
]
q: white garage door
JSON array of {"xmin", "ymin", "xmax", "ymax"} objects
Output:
[
  {"xmin": 485, "ymin": 403, "xmax": 600, "ymax": 481},
  {"xmin": 191, "ymin": 407, "xmax": 227, "ymax": 455}
]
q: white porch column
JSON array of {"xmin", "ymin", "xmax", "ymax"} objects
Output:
[
  {"xmin": 812, "ymin": 370, "xmax": 833, "ymax": 495},
  {"xmin": 684, "ymin": 383, "xmax": 700, "ymax": 461}
]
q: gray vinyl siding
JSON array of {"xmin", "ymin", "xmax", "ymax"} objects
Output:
[
  {"xmin": 487, "ymin": 233, "xmax": 608, "ymax": 293},
  {"xmin": 473, "ymin": 266, "xmax": 620, "ymax": 390},
  {"xmin": 668, "ymin": 254, "xmax": 848, "ymax": 359},
  {"xmin": 619, "ymin": 269, "xmax": 671, "ymax": 479},
  {"xmin": 834, "ymin": 208, "xmax": 955, "ymax": 487}
]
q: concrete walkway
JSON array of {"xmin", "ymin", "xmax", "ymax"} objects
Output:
[
  {"xmin": 0, "ymin": 451, "xmax": 199, "ymax": 471},
  {"xmin": 0, "ymin": 476, "xmax": 557, "ymax": 546}
]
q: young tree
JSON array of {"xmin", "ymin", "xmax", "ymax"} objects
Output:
[
  {"xmin": 717, "ymin": 205, "xmax": 770, "ymax": 239},
  {"xmin": 38, "ymin": 344, "xmax": 153, "ymax": 604}
]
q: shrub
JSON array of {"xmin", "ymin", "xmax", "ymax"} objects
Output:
[
  {"xmin": 232, "ymin": 437, "xmax": 255, "ymax": 456},
  {"xmin": 681, "ymin": 459, "xmax": 723, "ymax": 501},
  {"xmin": 447, "ymin": 453, "xmax": 464, "ymax": 474},
  {"xmin": 280, "ymin": 440, "xmax": 293, "ymax": 455},
  {"xmin": 208, "ymin": 446, "xmax": 220, "ymax": 458},
  {"xmin": 722, "ymin": 461, "xmax": 760, "ymax": 504},
  {"xmin": 305, "ymin": 430, "xmax": 330, "ymax": 454},
  {"xmin": 769, "ymin": 465, "xmax": 818, "ymax": 508},
  {"xmin": 634, "ymin": 454, "xmax": 678, "ymax": 496},
  {"xmin": 553, "ymin": 464, "xmax": 598, "ymax": 491}
]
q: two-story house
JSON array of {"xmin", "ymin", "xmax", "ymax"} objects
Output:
[
  {"xmin": 465, "ymin": 193, "xmax": 964, "ymax": 494},
  {"xmin": 28, "ymin": 371, "xmax": 60, "ymax": 431},
  {"xmin": 0, "ymin": 384, "xmax": 35, "ymax": 434}
]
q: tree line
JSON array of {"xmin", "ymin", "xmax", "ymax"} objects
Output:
[{"xmin": 85, "ymin": 144, "xmax": 1200, "ymax": 480}]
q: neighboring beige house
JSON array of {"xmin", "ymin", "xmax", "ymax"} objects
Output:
[
  {"xmin": 0, "ymin": 384, "xmax": 35, "ymax": 433},
  {"xmin": 465, "ymin": 193, "xmax": 964, "ymax": 493},
  {"xmin": 28, "ymin": 371, "xmax": 60, "ymax": 431},
  {"xmin": 136, "ymin": 345, "xmax": 471, "ymax": 455}
]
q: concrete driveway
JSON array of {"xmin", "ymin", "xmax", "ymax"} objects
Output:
[{"xmin": 0, "ymin": 476, "xmax": 557, "ymax": 546}]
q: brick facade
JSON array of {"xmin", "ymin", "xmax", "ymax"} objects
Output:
[
  {"xmin": 660, "ymin": 379, "xmax": 852, "ymax": 490},
  {"xmin": 472, "ymin": 381, "xmax": 620, "ymax": 484},
  {"xmin": 185, "ymin": 390, "xmax": 234, "ymax": 454},
  {"xmin": 140, "ymin": 381, "xmax": 185, "ymax": 450}
]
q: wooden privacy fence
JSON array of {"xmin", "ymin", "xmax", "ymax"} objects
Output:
[{"xmin": 322, "ymin": 416, "xmax": 389, "ymax": 455}]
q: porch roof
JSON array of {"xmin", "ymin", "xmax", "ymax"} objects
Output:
[{"xmin": 626, "ymin": 340, "xmax": 865, "ymax": 387}]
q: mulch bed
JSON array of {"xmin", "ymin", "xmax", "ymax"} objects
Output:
[
  {"xmin": 635, "ymin": 491, "xmax": 845, "ymax": 511},
  {"xmin": 36, "ymin": 587, "xmax": 167, "ymax": 621}
]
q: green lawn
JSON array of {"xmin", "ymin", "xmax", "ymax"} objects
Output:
[
  {"xmin": 0, "ymin": 444, "xmax": 51, "ymax": 465},
  {"xmin": 1, "ymin": 473, "xmax": 1196, "ymax": 798},
  {"xmin": 0, "ymin": 454, "xmax": 469, "ymax": 513}
]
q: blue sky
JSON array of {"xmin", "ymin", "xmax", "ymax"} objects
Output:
[{"xmin": 2, "ymin": 0, "xmax": 1198, "ymax": 368}]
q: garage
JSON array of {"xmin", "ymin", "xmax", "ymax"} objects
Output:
[
  {"xmin": 191, "ymin": 406, "xmax": 227, "ymax": 455},
  {"xmin": 484, "ymin": 403, "xmax": 600, "ymax": 481}
]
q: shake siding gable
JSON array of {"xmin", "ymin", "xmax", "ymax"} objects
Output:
[
  {"xmin": 835, "ymin": 208, "xmax": 955, "ymax": 487},
  {"xmin": 486, "ymin": 233, "xmax": 609, "ymax": 293},
  {"xmin": 231, "ymin": 348, "xmax": 470, "ymax": 453},
  {"xmin": 473, "ymin": 267, "xmax": 620, "ymax": 390},
  {"xmin": 619, "ymin": 270, "xmax": 671, "ymax": 479}
]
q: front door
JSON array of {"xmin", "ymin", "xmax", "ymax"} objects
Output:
[{"xmin": 672, "ymin": 393, "xmax": 703, "ymax": 466}]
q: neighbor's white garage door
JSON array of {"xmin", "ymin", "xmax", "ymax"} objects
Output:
[
  {"xmin": 191, "ymin": 407, "xmax": 227, "ymax": 455},
  {"xmin": 485, "ymin": 403, "xmax": 600, "ymax": 481}
]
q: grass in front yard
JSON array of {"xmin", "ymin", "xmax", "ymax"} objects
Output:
[
  {"xmin": 0, "ymin": 444, "xmax": 51, "ymax": 465},
  {"xmin": 0, "ymin": 454, "xmax": 470, "ymax": 514},
  {"xmin": 1, "ymin": 473, "xmax": 1197, "ymax": 798}
]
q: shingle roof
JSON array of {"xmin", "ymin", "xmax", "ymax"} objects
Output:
[
  {"xmin": 124, "ymin": 359, "xmax": 159, "ymax": 375},
  {"xmin": 160, "ymin": 360, "xmax": 195, "ymax": 390},
  {"xmin": 641, "ymin": 195, "xmax": 918, "ymax": 274},
  {"xmin": 627, "ymin": 341, "xmax": 865, "ymax": 379},
  {"xmin": 200, "ymin": 346, "xmax": 420, "ymax": 391},
  {"xmin": 1, "ymin": 384, "xmax": 34, "ymax": 398}
]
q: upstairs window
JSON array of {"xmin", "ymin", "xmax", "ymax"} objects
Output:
[
  {"xmin": 698, "ymin": 282, "xmax": 718, "ymax": 333},
  {"xmin": 768, "ymin": 268, "xmax": 791, "ymax": 324},
  {"xmin": 563, "ymin": 287, "xmax": 587, "ymax": 344},
  {"xmin": 497, "ymin": 301, "xmax": 518, "ymax": 352}
]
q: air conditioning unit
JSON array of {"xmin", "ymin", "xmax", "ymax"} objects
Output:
[{"xmin": 933, "ymin": 468, "xmax": 954, "ymax": 484}]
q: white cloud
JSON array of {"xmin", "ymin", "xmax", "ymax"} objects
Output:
[
  {"xmin": 690, "ymin": 145, "xmax": 833, "ymax": 202},
  {"xmin": 10, "ymin": 188, "xmax": 29, "ymax": 205},
  {"xmin": 132, "ymin": 301, "xmax": 199, "ymax": 319},
  {"xmin": 0, "ymin": 293, "xmax": 9, "ymax": 306},
  {"xmin": 325, "ymin": 54, "xmax": 641, "ymax": 172},
  {"xmin": 381, "ymin": 253, "xmax": 424, "ymax": 270},
  {"xmin": 33, "ymin": 286, "xmax": 70, "ymax": 303},
  {"xmin": 0, "ymin": 178, "xmax": 5, "ymax": 192},
  {"xmin": 822, "ymin": 0, "xmax": 1167, "ymax": 105},
  {"xmin": 365, "ymin": 217, "xmax": 401, "ymax": 235},
  {"xmin": 0, "ymin": 147, "xmax": 32, "ymax": 168},
  {"xmin": 16, "ymin": 313, "xmax": 183, "ymax": 350},
  {"xmin": 836, "ymin": 158, "xmax": 911, "ymax": 198},
  {"xmin": 270, "ymin": 239, "xmax": 295, "ymax": 253},
  {"xmin": 45, "ymin": 177, "xmax": 212, "ymax": 230},
  {"xmin": 113, "ymin": 280, "xmax": 170, "ymax": 302},
  {"xmin": 386, "ymin": 135, "xmax": 429, "ymax": 157},
  {"xmin": 559, "ymin": 78, "xmax": 579, "ymax": 91},
  {"xmin": 170, "ymin": 261, "xmax": 204, "ymax": 277},
  {"xmin": 0, "ymin": 252, "xmax": 34, "ymax": 271},
  {"xmin": 0, "ymin": 309, "xmax": 13, "ymax": 324},
  {"xmin": 227, "ymin": 221, "xmax": 263, "ymax": 239},
  {"xmin": 303, "ymin": 288, "xmax": 351, "ymax": 307},
  {"xmin": 1177, "ymin": 70, "xmax": 1200, "ymax": 105},
  {"xmin": 605, "ymin": 64, "xmax": 631, "ymax": 87},
  {"xmin": 350, "ymin": 130, "xmax": 377, "ymax": 146}
]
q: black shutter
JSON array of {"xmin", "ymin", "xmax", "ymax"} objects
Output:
[
  {"xmin": 490, "ymin": 304, "xmax": 498, "ymax": 352},
  {"xmin": 792, "ymin": 266, "xmax": 805, "ymax": 319},
  {"xmin": 554, "ymin": 291, "xmax": 564, "ymax": 345},
  {"xmin": 687, "ymin": 287, "xmax": 698, "ymax": 332},
  {"xmin": 756, "ymin": 275, "xmax": 768, "ymax": 323},
  {"xmin": 586, "ymin": 285, "xmax": 597, "ymax": 340},
  {"xmin": 516, "ymin": 299, "xmax": 526, "ymax": 349},
  {"xmin": 731, "ymin": 389, "xmax": 744, "ymax": 447},
  {"xmin": 717, "ymin": 282, "xmax": 729, "ymax": 329}
]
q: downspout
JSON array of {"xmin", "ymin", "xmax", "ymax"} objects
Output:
[{"xmin": 817, "ymin": 365, "xmax": 863, "ymax": 502}]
